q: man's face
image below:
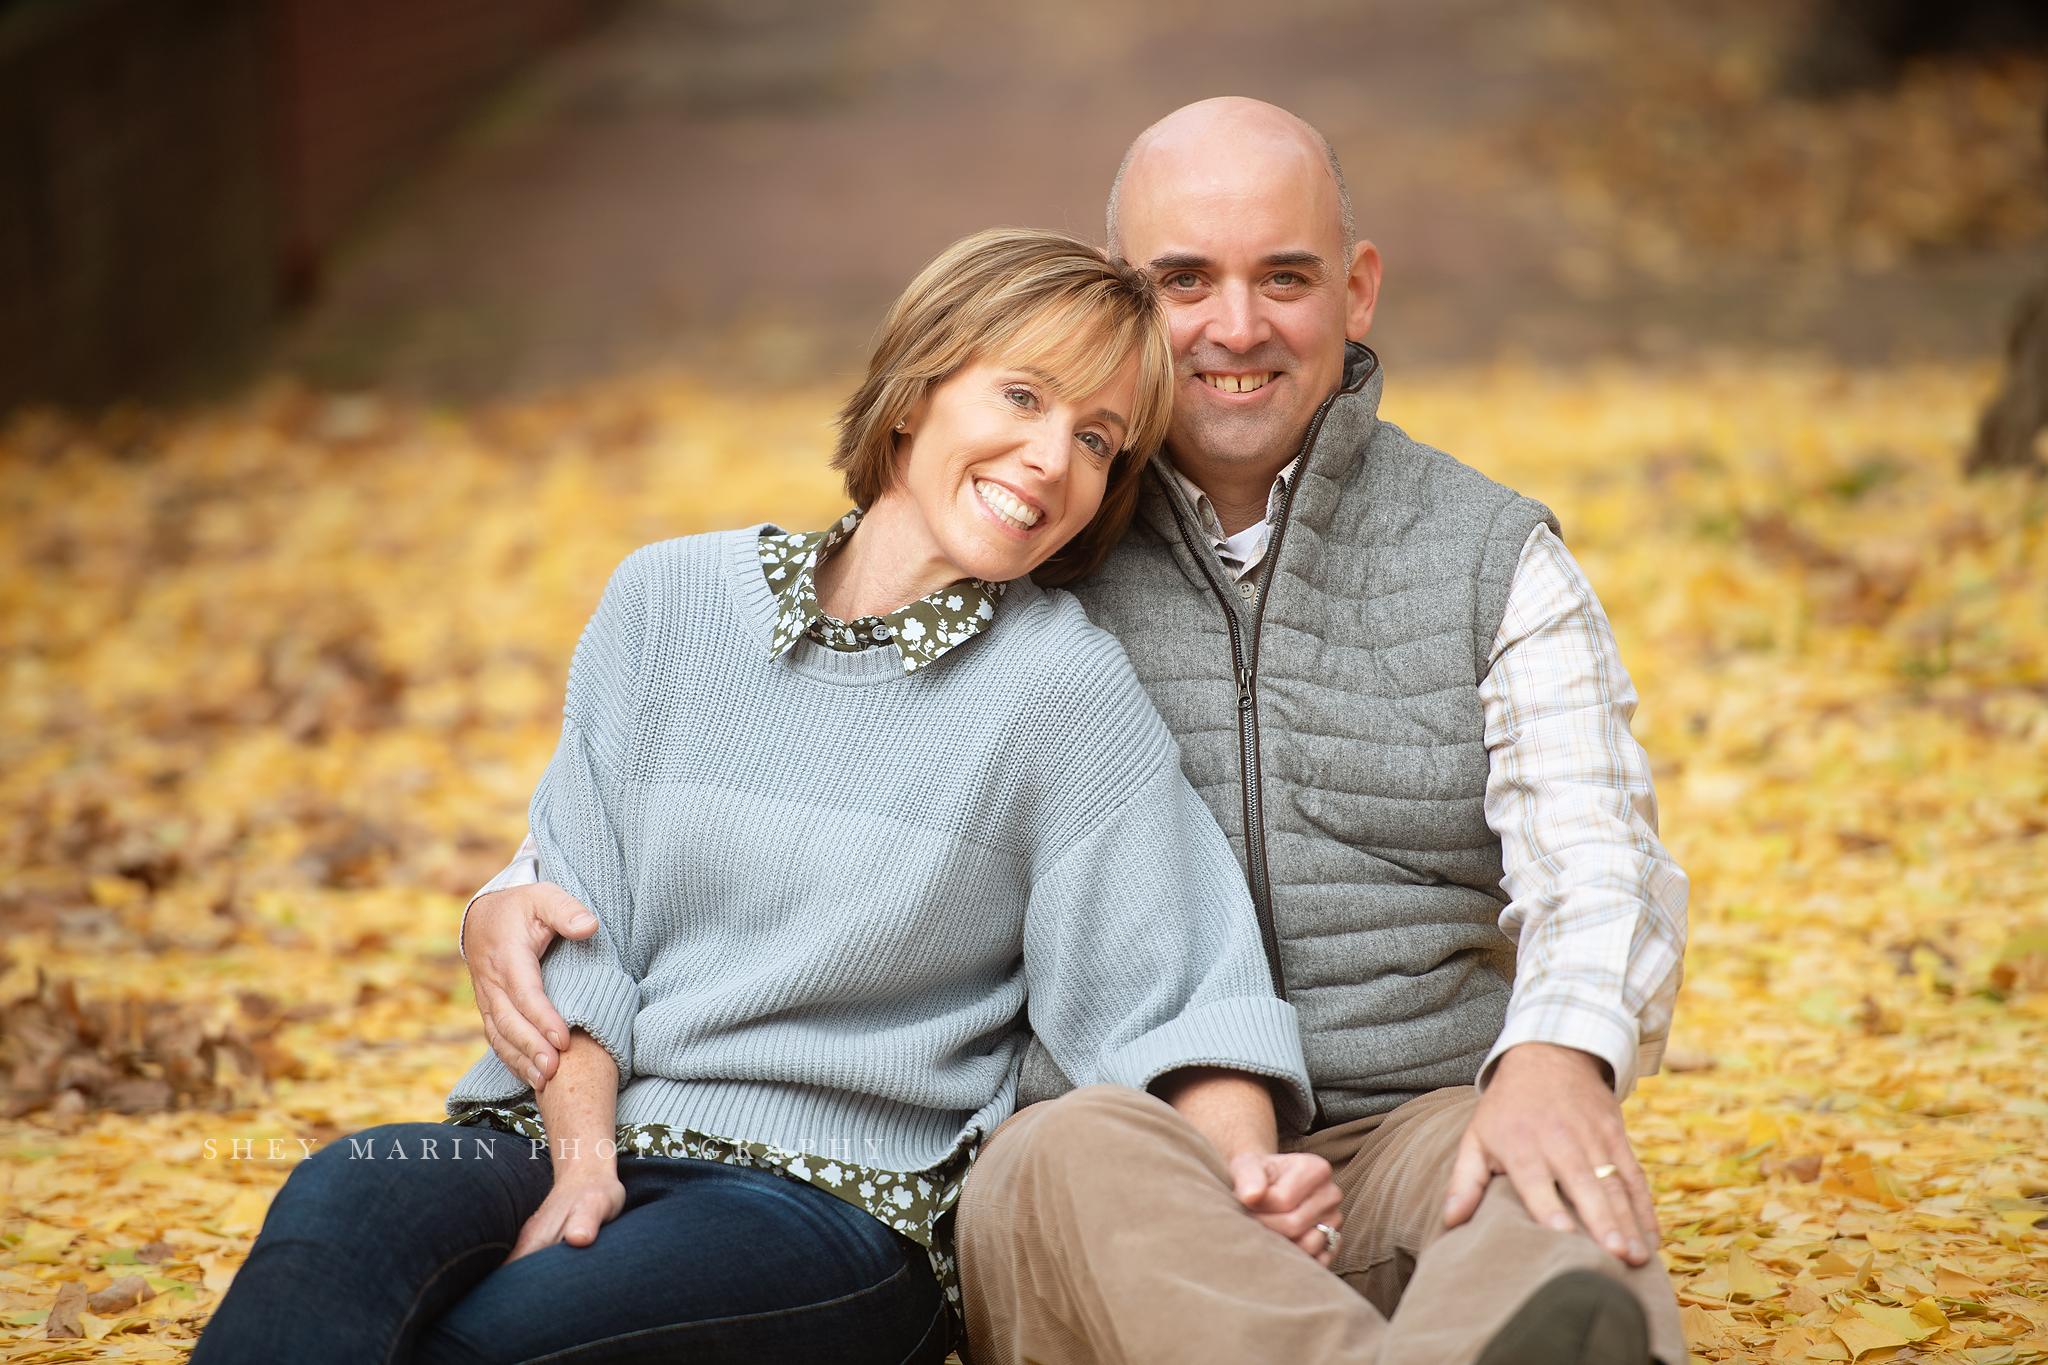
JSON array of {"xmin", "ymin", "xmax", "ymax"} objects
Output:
[{"xmin": 1116, "ymin": 132, "xmax": 1376, "ymax": 475}]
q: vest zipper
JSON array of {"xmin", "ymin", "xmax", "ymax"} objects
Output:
[{"xmin": 1159, "ymin": 380, "xmax": 1348, "ymax": 1002}]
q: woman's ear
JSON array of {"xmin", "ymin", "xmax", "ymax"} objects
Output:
[{"xmin": 894, "ymin": 388, "xmax": 932, "ymax": 439}]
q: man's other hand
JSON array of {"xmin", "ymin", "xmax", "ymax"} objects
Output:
[
  {"xmin": 466, "ymin": 883, "xmax": 599, "ymax": 1090},
  {"xmin": 1230, "ymin": 1151, "xmax": 1344, "ymax": 1267},
  {"xmin": 1444, "ymin": 1042, "xmax": 1656, "ymax": 1266}
]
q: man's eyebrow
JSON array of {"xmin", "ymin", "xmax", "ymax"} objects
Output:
[{"xmin": 1146, "ymin": 251, "xmax": 1330, "ymax": 273}]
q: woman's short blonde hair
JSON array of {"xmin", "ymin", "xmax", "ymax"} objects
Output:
[{"xmin": 832, "ymin": 227, "xmax": 1173, "ymax": 587}]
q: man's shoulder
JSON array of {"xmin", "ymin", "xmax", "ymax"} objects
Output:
[{"xmin": 1356, "ymin": 417, "xmax": 1548, "ymax": 521}]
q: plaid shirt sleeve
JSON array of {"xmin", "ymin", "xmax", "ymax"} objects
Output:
[{"xmin": 1477, "ymin": 524, "xmax": 1689, "ymax": 1097}]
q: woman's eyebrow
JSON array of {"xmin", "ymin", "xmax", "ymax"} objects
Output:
[{"xmin": 1009, "ymin": 367, "xmax": 1127, "ymax": 430}]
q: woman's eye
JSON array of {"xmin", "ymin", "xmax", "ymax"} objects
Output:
[
  {"xmin": 1079, "ymin": 432, "xmax": 1110, "ymax": 457},
  {"xmin": 1005, "ymin": 387, "xmax": 1037, "ymax": 409}
]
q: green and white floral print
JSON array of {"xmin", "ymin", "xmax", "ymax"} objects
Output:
[
  {"xmin": 449, "ymin": 1101, "xmax": 973, "ymax": 1330},
  {"xmin": 759, "ymin": 510, "xmax": 1002, "ymax": 673}
]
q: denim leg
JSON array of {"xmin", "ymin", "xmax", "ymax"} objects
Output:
[
  {"xmin": 192, "ymin": 1123, "xmax": 552, "ymax": 1365},
  {"xmin": 417, "ymin": 1156, "xmax": 947, "ymax": 1365}
]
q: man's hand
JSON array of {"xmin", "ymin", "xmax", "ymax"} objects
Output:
[
  {"xmin": 466, "ymin": 883, "xmax": 599, "ymax": 1090},
  {"xmin": 1444, "ymin": 1042, "xmax": 1656, "ymax": 1265},
  {"xmin": 1231, "ymin": 1150, "xmax": 1345, "ymax": 1266}
]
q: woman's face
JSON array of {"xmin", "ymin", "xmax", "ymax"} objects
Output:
[{"xmin": 896, "ymin": 353, "xmax": 1140, "ymax": 583}]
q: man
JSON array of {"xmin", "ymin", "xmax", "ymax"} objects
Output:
[{"xmin": 462, "ymin": 97, "xmax": 1688, "ymax": 1364}]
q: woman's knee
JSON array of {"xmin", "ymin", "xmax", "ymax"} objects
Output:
[{"xmin": 261, "ymin": 1123, "xmax": 538, "ymax": 1247}]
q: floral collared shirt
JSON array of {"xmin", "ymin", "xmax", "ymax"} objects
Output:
[{"xmin": 760, "ymin": 509, "xmax": 1003, "ymax": 673}]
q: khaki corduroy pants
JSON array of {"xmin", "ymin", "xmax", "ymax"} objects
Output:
[{"xmin": 956, "ymin": 1085, "xmax": 1683, "ymax": 1365}]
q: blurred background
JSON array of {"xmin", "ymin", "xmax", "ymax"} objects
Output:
[
  {"xmin": 8, "ymin": 0, "xmax": 2048, "ymax": 407},
  {"xmin": 3, "ymin": 4, "xmax": 2047, "ymax": 1359}
]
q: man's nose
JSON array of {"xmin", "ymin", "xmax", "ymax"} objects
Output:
[{"xmin": 1206, "ymin": 281, "xmax": 1270, "ymax": 353}]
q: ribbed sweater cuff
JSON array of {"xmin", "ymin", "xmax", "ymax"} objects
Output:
[
  {"xmin": 540, "ymin": 938, "xmax": 640, "ymax": 1080},
  {"xmin": 1098, "ymin": 996, "xmax": 1313, "ymax": 1133}
]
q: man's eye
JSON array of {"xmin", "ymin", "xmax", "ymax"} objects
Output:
[
  {"xmin": 1167, "ymin": 273, "xmax": 1200, "ymax": 290},
  {"xmin": 1271, "ymin": 273, "xmax": 1301, "ymax": 287}
]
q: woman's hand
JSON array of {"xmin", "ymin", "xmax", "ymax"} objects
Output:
[
  {"xmin": 509, "ymin": 1163, "xmax": 625, "ymax": 1261},
  {"xmin": 511, "ymin": 1027, "xmax": 625, "ymax": 1261}
]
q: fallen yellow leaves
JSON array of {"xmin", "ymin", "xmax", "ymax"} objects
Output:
[
  {"xmin": 1393, "ymin": 362, "xmax": 2048, "ymax": 1365},
  {"xmin": 2, "ymin": 361, "xmax": 2044, "ymax": 1362}
]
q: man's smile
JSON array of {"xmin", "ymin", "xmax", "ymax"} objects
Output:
[{"xmin": 1198, "ymin": 371, "xmax": 1277, "ymax": 395}]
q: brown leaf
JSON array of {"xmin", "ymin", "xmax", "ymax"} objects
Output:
[
  {"xmin": 84, "ymin": 1276, "xmax": 148, "ymax": 1314},
  {"xmin": 1763, "ymin": 1153, "xmax": 1824, "ymax": 1182},
  {"xmin": 45, "ymin": 1281, "xmax": 86, "ymax": 1339}
]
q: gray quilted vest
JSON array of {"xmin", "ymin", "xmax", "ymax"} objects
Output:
[{"xmin": 1046, "ymin": 344, "xmax": 1559, "ymax": 1127}]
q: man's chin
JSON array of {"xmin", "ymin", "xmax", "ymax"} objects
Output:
[{"xmin": 1171, "ymin": 401, "xmax": 1313, "ymax": 468}]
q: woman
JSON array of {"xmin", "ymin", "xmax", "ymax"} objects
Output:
[{"xmin": 195, "ymin": 229, "xmax": 1313, "ymax": 1364}]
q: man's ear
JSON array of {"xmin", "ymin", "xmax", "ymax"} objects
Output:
[{"xmin": 1345, "ymin": 241, "xmax": 1382, "ymax": 342}]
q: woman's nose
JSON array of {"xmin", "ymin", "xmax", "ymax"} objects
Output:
[{"xmin": 1018, "ymin": 427, "xmax": 1071, "ymax": 481}]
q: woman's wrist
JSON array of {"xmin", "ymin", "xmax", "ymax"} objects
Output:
[
  {"xmin": 549, "ymin": 1143, "xmax": 620, "ymax": 1184},
  {"xmin": 536, "ymin": 1027, "xmax": 621, "ymax": 1181}
]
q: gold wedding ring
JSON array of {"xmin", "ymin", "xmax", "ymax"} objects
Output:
[{"xmin": 1592, "ymin": 1164, "xmax": 1619, "ymax": 1179}]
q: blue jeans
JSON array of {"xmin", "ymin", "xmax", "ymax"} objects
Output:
[{"xmin": 192, "ymin": 1123, "xmax": 948, "ymax": 1364}]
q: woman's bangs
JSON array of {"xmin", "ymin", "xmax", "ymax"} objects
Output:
[{"xmin": 993, "ymin": 293, "xmax": 1149, "ymax": 417}]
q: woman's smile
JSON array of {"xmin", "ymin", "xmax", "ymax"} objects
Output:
[{"xmin": 972, "ymin": 476, "xmax": 1044, "ymax": 532}]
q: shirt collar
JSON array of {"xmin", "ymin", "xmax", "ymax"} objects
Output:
[
  {"xmin": 758, "ymin": 509, "xmax": 1004, "ymax": 675},
  {"xmin": 1165, "ymin": 457, "xmax": 1300, "ymax": 580}
]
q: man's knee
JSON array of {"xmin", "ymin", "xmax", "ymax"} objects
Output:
[
  {"xmin": 1002, "ymin": 1085, "xmax": 1212, "ymax": 1173},
  {"xmin": 969, "ymin": 1084, "xmax": 1224, "ymax": 1222}
]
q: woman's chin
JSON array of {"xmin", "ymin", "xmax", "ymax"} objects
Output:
[{"xmin": 946, "ymin": 527, "xmax": 1051, "ymax": 583}]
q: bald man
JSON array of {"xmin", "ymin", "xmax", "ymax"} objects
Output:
[{"xmin": 462, "ymin": 98, "xmax": 1687, "ymax": 1364}]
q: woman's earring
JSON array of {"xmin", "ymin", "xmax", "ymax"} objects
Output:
[{"xmin": 894, "ymin": 421, "xmax": 907, "ymax": 432}]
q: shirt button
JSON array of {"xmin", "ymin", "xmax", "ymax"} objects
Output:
[
  {"xmin": 1238, "ymin": 579, "xmax": 1256, "ymax": 601},
  {"xmin": 872, "ymin": 624, "xmax": 893, "ymax": 640}
]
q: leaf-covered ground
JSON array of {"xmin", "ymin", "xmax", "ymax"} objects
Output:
[{"xmin": 1, "ymin": 365, "xmax": 2043, "ymax": 1362}]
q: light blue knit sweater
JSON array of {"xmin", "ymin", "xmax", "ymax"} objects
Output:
[{"xmin": 447, "ymin": 528, "xmax": 1312, "ymax": 1171}]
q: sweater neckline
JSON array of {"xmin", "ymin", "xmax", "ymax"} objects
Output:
[{"xmin": 722, "ymin": 526, "xmax": 1042, "ymax": 685}]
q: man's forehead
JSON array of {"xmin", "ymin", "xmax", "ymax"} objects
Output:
[
  {"xmin": 1119, "ymin": 170, "xmax": 1340, "ymax": 263},
  {"xmin": 1115, "ymin": 120, "xmax": 1343, "ymax": 258}
]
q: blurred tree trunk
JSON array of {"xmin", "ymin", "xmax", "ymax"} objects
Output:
[{"xmin": 1967, "ymin": 277, "xmax": 2048, "ymax": 474}]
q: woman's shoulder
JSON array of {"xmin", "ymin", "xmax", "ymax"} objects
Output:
[
  {"xmin": 575, "ymin": 527, "xmax": 769, "ymax": 666},
  {"xmin": 609, "ymin": 526, "xmax": 760, "ymax": 583},
  {"xmin": 986, "ymin": 581, "xmax": 1174, "ymax": 750},
  {"xmin": 997, "ymin": 581, "xmax": 1138, "ymax": 680}
]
